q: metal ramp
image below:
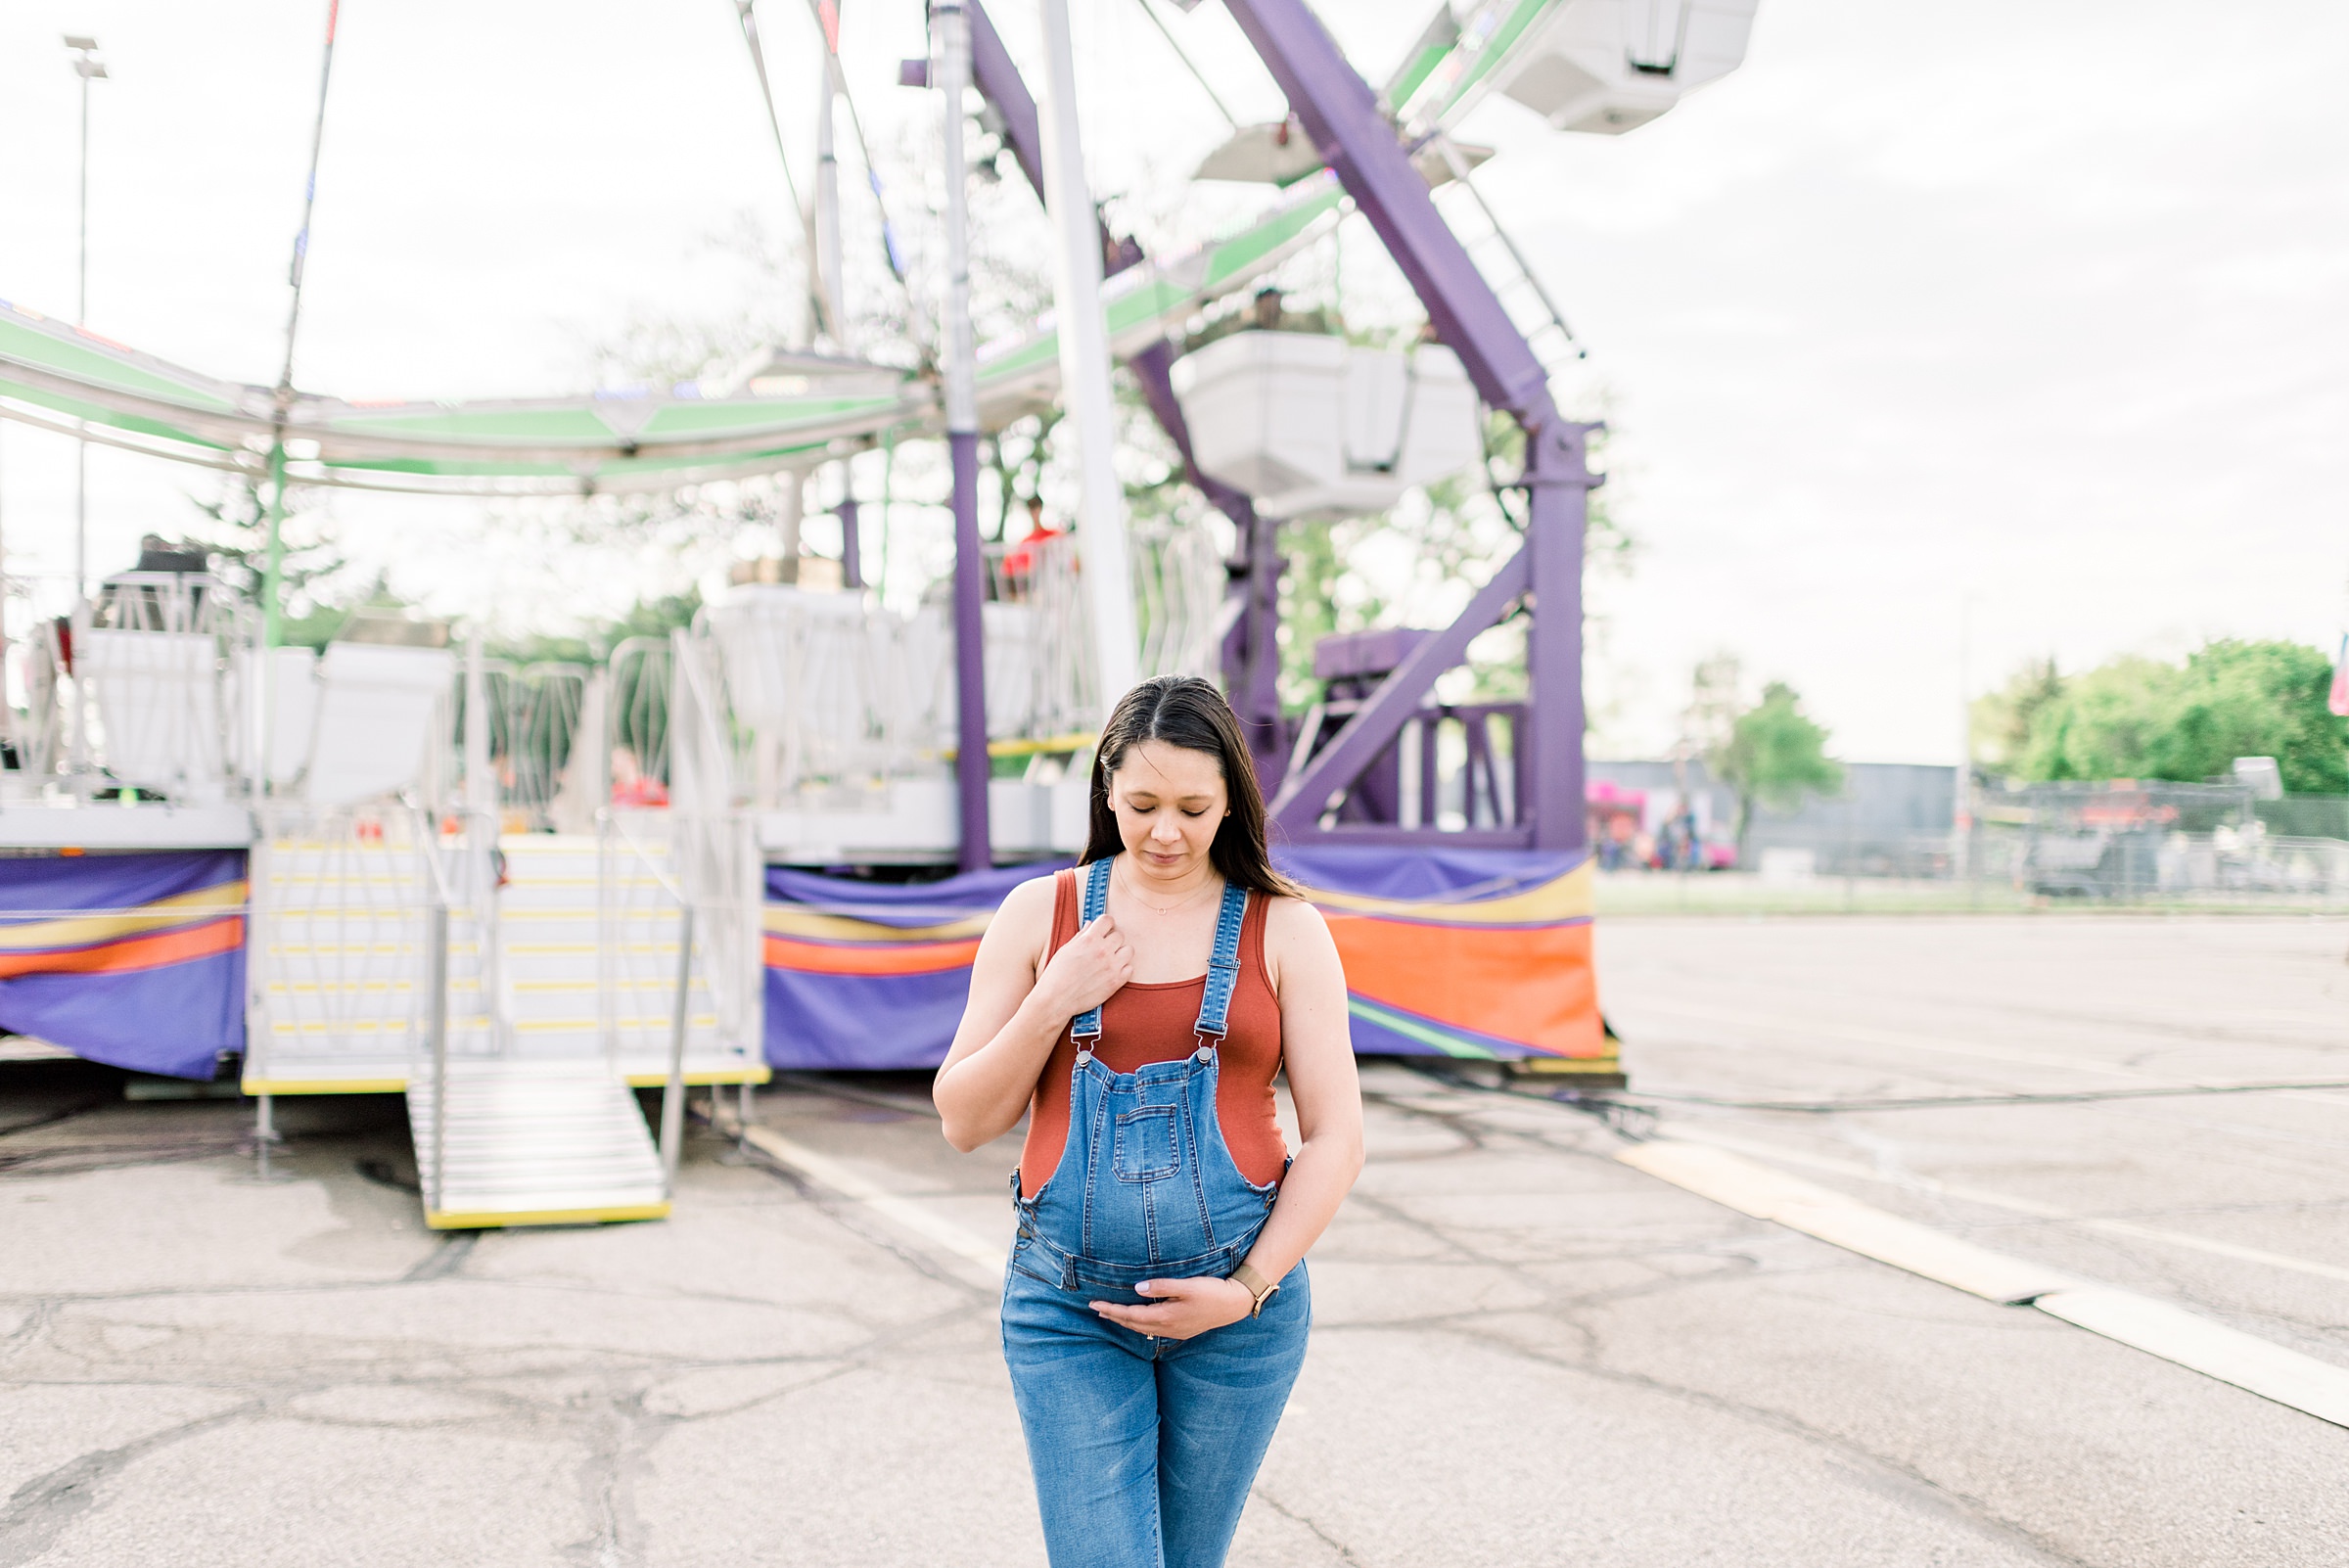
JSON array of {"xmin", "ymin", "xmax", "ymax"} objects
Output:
[{"xmin": 408, "ymin": 1059, "xmax": 669, "ymax": 1230}]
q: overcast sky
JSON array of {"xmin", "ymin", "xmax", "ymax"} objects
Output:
[{"xmin": 1, "ymin": 0, "xmax": 2342, "ymax": 762}]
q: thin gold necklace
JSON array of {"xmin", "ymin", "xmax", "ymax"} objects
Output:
[{"xmin": 1117, "ymin": 859, "xmax": 1219, "ymax": 915}]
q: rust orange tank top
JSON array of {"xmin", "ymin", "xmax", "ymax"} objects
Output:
[{"xmin": 1017, "ymin": 867, "xmax": 1288, "ymax": 1196}]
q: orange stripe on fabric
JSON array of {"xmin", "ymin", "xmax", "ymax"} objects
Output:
[
  {"xmin": 0, "ymin": 916, "xmax": 246, "ymax": 980},
  {"xmin": 1326, "ymin": 913, "xmax": 1602, "ymax": 1057},
  {"xmin": 762, "ymin": 934, "xmax": 982, "ymax": 977}
]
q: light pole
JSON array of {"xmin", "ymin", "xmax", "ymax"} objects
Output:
[
  {"xmin": 64, "ymin": 36, "xmax": 107, "ymax": 783},
  {"xmin": 66, "ymin": 35, "xmax": 106, "ymax": 604}
]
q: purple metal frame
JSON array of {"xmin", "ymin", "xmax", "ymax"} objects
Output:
[
  {"xmin": 948, "ymin": 443, "xmax": 989, "ymax": 872},
  {"xmin": 835, "ymin": 494, "xmax": 861, "ymax": 589},
  {"xmin": 1221, "ymin": 0, "xmax": 1595, "ymax": 853},
  {"xmin": 964, "ymin": 0, "xmax": 1594, "ymax": 853},
  {"xmin": 966, "ymin": 1, "xmax": 1288, "ymax": 793}
]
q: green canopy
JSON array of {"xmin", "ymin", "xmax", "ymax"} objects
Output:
[{"xmin": 0, "ymin": 178, "xmax": 1342, "ymax": 498}]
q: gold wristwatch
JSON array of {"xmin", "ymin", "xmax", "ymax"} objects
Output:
[{"xmin": 1229, "ymin": 1262, "xmax": 1279, "ymax": 1318}]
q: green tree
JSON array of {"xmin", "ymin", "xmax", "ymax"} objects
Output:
[
  {"xmin": 1271, "ymin": 409, "xmax": 1632, "ymax": 713},
  {"xmin": 1710, "ymin": 680, "xmax": 1843, "ymax": 840},
  {"xmin": 2014, "ymin": 639, "xmax": 2346, "ymax": 792},
  {"xmin": 486, "ymin": 588, "xmax": 704, "ymax": 669},
  {"xmin": 1970, "ymin": 656, "xmax": 2064, "ymax": 769}
]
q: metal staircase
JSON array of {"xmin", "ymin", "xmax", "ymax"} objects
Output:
[
  {"xmin": 242, "ymin": 634, "xmax": 766, "ymax": 1232},
  {"xmin": 244, "ymin": 829, "xmax": 492, "ymax": 1093},
  {"xmin": 247, "ymin": 811, "xmax": 760, "ymax": 1230},
  {"xmin": 409, "ymin": 1059, "xmax": 668, "ymax": 1229},
  {"xmin": 397, "ymin": 821, "xmax": 679, "ymax": 1231},
  {"xmin": 494, "ymin": 831, "xmax": 737, "ymax": 1083}
]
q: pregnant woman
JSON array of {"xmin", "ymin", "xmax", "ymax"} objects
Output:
[{"xmin": 936, "ymin": 675, "xmax": 1363, "ymax": 1568}]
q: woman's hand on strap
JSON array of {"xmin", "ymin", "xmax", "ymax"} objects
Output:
[
  {"xmin": 934, "ymin": 875, "xmax": 1081, "ymax": 1151},
  {"xmin": 1032, "ymin": 913, "xmax": 1132, "ymax": 1022},
  {"xmin": 1090, "ymin": 1275, "xmax": 1255, "ymax": 1341}
]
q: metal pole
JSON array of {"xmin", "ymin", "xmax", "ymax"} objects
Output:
[
  {"xmin": 74, "ymin": 54, "xmax": 90, "ymax": 606},
  {"xmin": 1955, "ymin": 594, "xmax": 1974, "ymax": 887},
  {"xmin": 814, "ymin": 31, "xmax": 847, "ymax": 348},
  {"xmin": 462, "ymin": 633, "xmax": 498, "ymax": 1053},
  {"xmin": 962, "ymin": 4, "xmax": 1283, "ymax": 782},
  {"xmin": 66, "ymin": 40, "xmax": 104, "ymax": 783},
  {"xmin": 936, "ymin": 0, "xmax": 991, "ymax": 873},
  {"xmin": 263, "ymin": 0, "xmax": 343, "ymax": 652},
  {"xmin": 836, "ymin": 492, "xmax": 861, "ymax": 590},
  {"xmin": 1523, "ymin": 425, "xmax": 1589, "ymax": 852},
  {"xmin": 659, "ymin": 903, "xmax": 695, "ymax": 1191},
  {"xmin": 428, "ymin": 894, "xmax": 449, "ymax": 1218},
  {"xmin": 1036, "ymin": 0, "xmax": 1140, "ymax": 707},
  {"xmin": 253, "ymin": 1093, "xmax": 277, "ymax": 1179}
]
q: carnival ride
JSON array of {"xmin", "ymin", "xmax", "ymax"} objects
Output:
[{"xmin": 0, "ymin": 0, "xmax": 1757, "ymax": 1227}]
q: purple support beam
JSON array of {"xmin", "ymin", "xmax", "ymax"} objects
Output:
[
  {"xmin": 937, "ymin": 0, "xmax": 991, "ymax": 874},
  {"xmin": 1274, "ymin": 546, "xmax": 1526, "ymax": 829},
  {"xmin": 948, "ymin": 433, "xmax": 990, "ymax": 873},
  {"xmin": 836, "ymin": 493, "xmax": 861, "ymax": 590},
  {"xmin": 1221, "ymin": 0, "xmax": 1595, "ymax": 853},
  {"xmin": 965, "ymin": 0, "xmax": 1289, "ymax": 796},
  {"xmin": 965, "ymin": 2, "xmax": 1045, "ymax": 196}
]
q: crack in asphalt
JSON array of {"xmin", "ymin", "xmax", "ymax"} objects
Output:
[
  {"xmin": 400, "ymin": 1231, "xmax": 478, "ymax": 1283},
  {"xmin": 1251, "ymin": 1486, "xmax": 1366, "ymax": 1565},
  {"xmin": 1353, "ymin": 1085, "xmax": 2101, "ymax": 1568},
  {"xmin": 0, "ymin": 1099, "xmax": 112, "ymax": 1142},
  {"xmin": 0, "ymin": 1398, "xmax": 264, "ymax": 1567}
]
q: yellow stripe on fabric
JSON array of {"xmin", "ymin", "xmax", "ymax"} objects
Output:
[
  {"xmin": 1297, "ymin": 859, "xmax": 1592, "ymax": 925},
  {"xmin": 0, "ymin": 881, "xmax": 249, "ymax": 952},
  {"xmin": 763, "ymin": 861, "xmax": 1594, "ymax": 938},
  {"xmin": 761, "ymin": 906, "xmax": 994, "ymax": 943}
]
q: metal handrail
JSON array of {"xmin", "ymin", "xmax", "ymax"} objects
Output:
[
  {"xmin": 410, "ymin": 804, "xmax": 467, "ymax": 1220},
  {"xmin": 659, "ymin": 901, "xmax": 695, "ymax": 1196}
]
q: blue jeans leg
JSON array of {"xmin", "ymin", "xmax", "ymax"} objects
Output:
[
  {"xmin": 1002, "ymin": 1263, "xmax": 1312, "ymax": 1568},
  {"xmin": 1003, "ymin": 1268, "xmax": 1166, "ymax": 1568},
  {"xmin": 1156, "ymin": 1264, "xmax": 1311, "ymax": 1568}
]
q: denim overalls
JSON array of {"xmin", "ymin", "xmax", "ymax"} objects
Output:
[{"xmin": 1000, "ymin": 856, "xmax": 1311, "ymax": 1568}]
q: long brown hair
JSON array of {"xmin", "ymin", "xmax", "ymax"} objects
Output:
[{"xmin": 1083, "ymin": 676, "xmax": 1300, "ymax": 899}]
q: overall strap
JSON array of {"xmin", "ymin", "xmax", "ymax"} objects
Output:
[
  {"xmin": 1193, "ymin": 882, "xmax": 1250, "ymax": 1041},
  {"xmin": 1069, "ymin": 856, "xmax": 1116, "ymax": 1044}
]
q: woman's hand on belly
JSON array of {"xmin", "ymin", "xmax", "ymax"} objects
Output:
[{"xmin": 1089, "ymin": 1275, "xmax": 1253, "ymax": 1341}]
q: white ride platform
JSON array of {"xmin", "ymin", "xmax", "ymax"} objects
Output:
[
  {"xmin": 757, "ymin": 776, "xmax": 1088, "ymax": 864},
  {"xmin": 0, "ymin": 801, "xmax": 254, "ymax": 850}
]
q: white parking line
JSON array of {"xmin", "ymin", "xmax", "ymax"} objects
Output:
[
  {"xmin": 1627, "ymin": 999, "xmax": 2164, "ymax": 1082},
  {"xmin": 1618, "ymin": 1140, "xmax": 2078, "ymax": 1304},
  {"xmin": 1671, "ymin": 1127, "xmax": 2349, "ymax": 1289},
  {"xmin": 1622, "ymin": 1138, "xmax": 2349, "ymax": 1430},
  {"xmin": 735, "ymin": 1123, "xmax": 1006, "ymax": 1291}
]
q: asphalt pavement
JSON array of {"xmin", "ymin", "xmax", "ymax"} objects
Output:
[{"xmin": 2, "ymin": 912, "xmax": 2344, "ymax": 1566}]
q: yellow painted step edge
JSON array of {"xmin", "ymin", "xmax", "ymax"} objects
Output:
[
  {"xmin": 426, "ymin": 1202, "xmax": 670, "ymax": 1230},
  {"xmin": 241, "ymin": 1064, "xmax": 772, "ymax": 1095}
]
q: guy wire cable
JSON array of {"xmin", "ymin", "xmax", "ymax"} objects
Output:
[
  {"xmin": 1129, "ymin": 0, "xmax": 1240, "ymax": 129},
  {"xmin": 732, "ymin": 0, "xmax": 828, "ymax": 346},
  {"xmin": 802, "ymin": 0, "xmax": 915, "ymax": 297}
]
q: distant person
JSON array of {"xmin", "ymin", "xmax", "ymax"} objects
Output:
[
  {"xmin": 609, "ymin": 745, "xmax": 668, "ymax": 808},
  {"xmin": 999, "ymin": 495, "xmax": 1062, "ymax": 600},
  {"xmin": 936, "ymin": 675, "xmax": 1363, "ymax": 1568}
]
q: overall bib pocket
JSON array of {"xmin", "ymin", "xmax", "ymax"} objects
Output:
[{"xmin": 1112, "ymin": 1105, "xmax": 1181, "ymax": 1182}]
